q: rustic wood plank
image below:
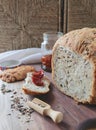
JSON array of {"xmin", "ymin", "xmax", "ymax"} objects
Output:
[
  {"xmin": 64, "ymin": 0, "xmax": 96, "ymax": 32},
  {"xmin": 63, "ymin": 0, "xmax": 68, "ymax": 33}
]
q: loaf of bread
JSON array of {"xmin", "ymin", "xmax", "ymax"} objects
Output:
[
  {"xmin": 22, "ymin": 72, "xmax": 50, "ymax": 95},
  {"xmin": 52, "ymin": 28, "xmax": 96, "ymax": 104}
]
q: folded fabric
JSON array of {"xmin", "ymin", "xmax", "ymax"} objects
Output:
[
  {"xmin": 0, "ymin": 48, "xmax": 42, "ymax": 65},
  {"xmin": 20, "ymin": 53, "xmax": 42, "ymax": 64}
]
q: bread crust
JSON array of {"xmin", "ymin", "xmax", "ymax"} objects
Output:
[
  {"xmin": 0, "ymin": 65, "xmax": 35, "ymax": 83},
  {"xmin": 52, "ymin": 27, "xmax": 96, "ymax": 104}
]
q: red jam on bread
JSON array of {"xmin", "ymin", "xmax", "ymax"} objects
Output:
[{"xmin": 32, "ymin": 70, "xmax": 44, "ymax": 86}]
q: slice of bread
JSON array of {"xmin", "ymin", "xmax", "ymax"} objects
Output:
[
  {"xmin": 52, "ymin": 27, "xmax": 96, "ymax": 104},
  {"xmin": 22, "ymin": 72, "xmax": 50, "ymax": 95}
]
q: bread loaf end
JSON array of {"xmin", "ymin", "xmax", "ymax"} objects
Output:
[{"xmin": 52, "ymin": 28, "xmax": 96, "ymax": 104}]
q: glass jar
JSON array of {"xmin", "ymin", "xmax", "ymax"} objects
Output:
[{"xmin": 41, "ymin": 32, "xmax": 63, "ymax": 72}]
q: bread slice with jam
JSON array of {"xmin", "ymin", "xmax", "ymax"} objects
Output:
[{"xmin": 22, "ymin": 70, "xmax": 50, "ymax": 95}]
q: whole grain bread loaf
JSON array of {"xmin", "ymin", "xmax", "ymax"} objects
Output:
[{"xmin": 52, "ymin": 28, "xmax": 96, "ymax": 104}]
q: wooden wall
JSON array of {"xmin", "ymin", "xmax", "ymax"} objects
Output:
[
  {"xmin": 64, "ymin": 0, "xmax": 96, "ymax": 33},
  {"xmin": 0, "ymin": 0, "xmax": 96, "ymax": 52},
  {"xmin": 0, "ymin": 0, "xmax": 60, "ymax": 52}
]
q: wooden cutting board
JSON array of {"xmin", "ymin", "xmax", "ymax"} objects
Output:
[{"xmin": 0, "ymin": 64, "xmax": 96, "ymax": 130}]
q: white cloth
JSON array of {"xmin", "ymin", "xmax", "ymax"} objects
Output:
[{"xmin": 0, "ymin": 48, "xmax": 42, "ymax": 65}]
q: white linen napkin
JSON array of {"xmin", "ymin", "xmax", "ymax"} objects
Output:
[
  {"xmin": 0, "ymin": 48, "xmax": 42, "ymax": 65},
  {"xmin": 20, "ymin": 53, "xmax": 42, "ymax": 64}
]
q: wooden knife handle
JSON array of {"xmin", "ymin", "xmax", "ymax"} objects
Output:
[{"xmin": 44, "ymin": 108, "xmax": 63, "ymax": 123}]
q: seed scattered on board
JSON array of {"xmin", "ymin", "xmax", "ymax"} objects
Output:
[{"xmin": 0, "ymin": 83, "xmax": 34, "ymax": 123}]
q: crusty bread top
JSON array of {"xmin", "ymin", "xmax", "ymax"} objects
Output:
[{"xmin": 53, "ymin": 28, "xmax": 96, "ymax": 59}]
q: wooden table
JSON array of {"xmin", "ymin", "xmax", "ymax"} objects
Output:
[{"xmin": 0, "ymin": 64, "xmax": 96, "ymax": 130}]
